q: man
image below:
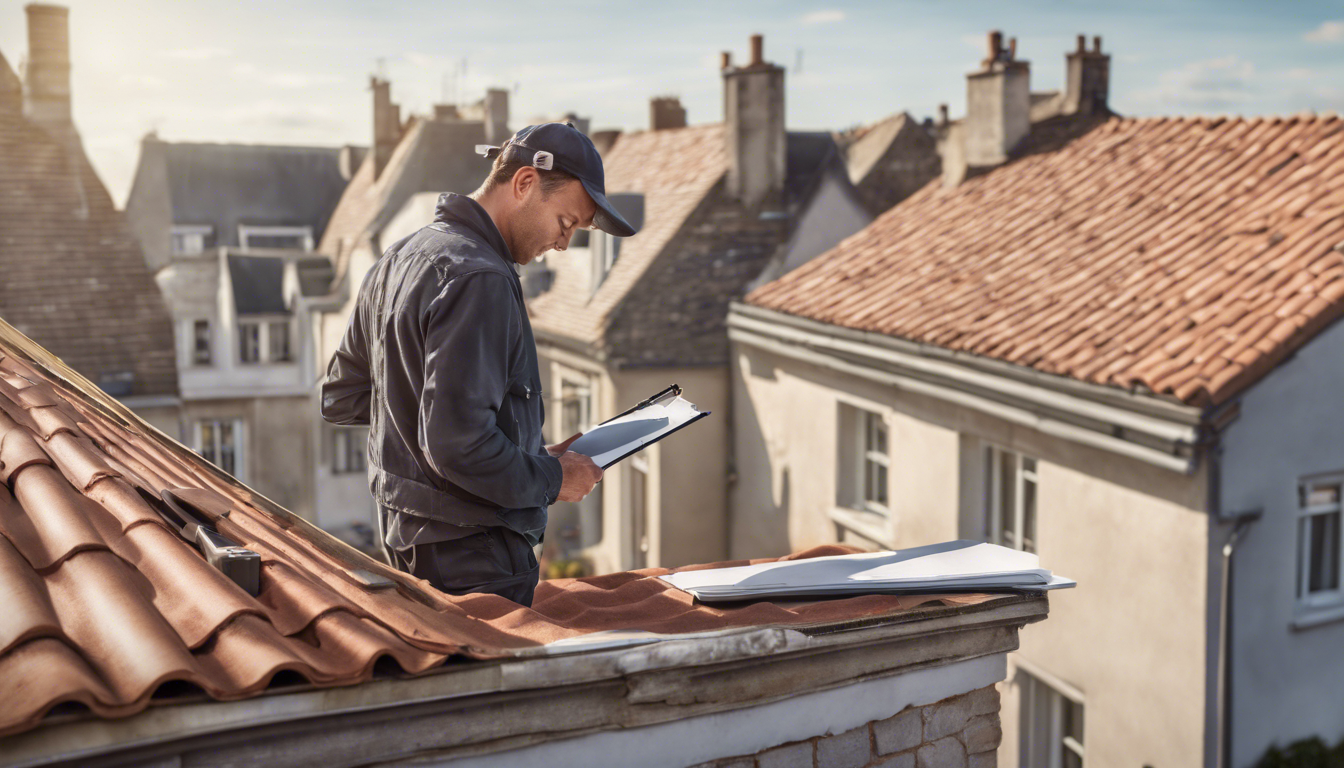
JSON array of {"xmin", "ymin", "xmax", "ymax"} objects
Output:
[{"xmin": 320, "ymin": 122, "xmax": 636, "ymax": 606}]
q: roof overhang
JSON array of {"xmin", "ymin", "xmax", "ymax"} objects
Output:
[
  {"xmin": 729, "ymin": 302, "xmax": 1205, "ymax": 474},
  {"xmin": 3, "ymin": 595, "xmax": 1046, "ymax": 767}
]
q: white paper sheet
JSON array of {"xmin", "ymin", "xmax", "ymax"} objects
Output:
[{"xmin": 567, "ymin": 395, "xmax": 707, "ymax": 468}]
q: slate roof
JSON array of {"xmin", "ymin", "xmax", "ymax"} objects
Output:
[
  {"xmin": 226, "ymin": 255, "xmax": 289, "ymax": 316},
  {"xmin": 0, "ymin": 60, "xmax": 177, "ymax": 400},
  {"xmin": 835, "ymin": 112, "xmax": 941, "ymax": 215},
  {"xmin": 153, "ymin": 141, "xmax": 352, "ymax": 245},
  {"xmin": 0, "ymin": 317, "xmax": 1008, "ymax": 738},
  {"xmin": 527, "ymin": 125, "xmax": 842, "ymax": 365},
  {"xmin": 746, "ymin": 114, "xmax": 1344, "ymax": 407}
]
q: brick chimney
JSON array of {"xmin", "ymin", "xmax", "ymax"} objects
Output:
[
  {"xmin": 1064, "ymin": 34, "xmax": 1110, "ymax": 116},
  {"xmin": 650, "ymin": 96, "xmax": 687, "ymax": 131},
  {"xmin": 23, "ymin": 4, "xmax": 73, "ymax": 135},
  {"xmin": 483, "ymin": 87, "xmax": 509, "ymax": 145},
  {"xmin": 722, "ymin": 33, "xmax": 786, "ymax": 208},
  {"xmin": 371, "ymin": 76, "xmax": 401, "ymax": 178},
  {"xmin": 964, "ymin": 30, "xmax": 1030, "ymax": 167}
]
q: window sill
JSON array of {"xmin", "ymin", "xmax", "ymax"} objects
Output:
[
  {"xmin": 1292, "ymin": 601, "xmax": 1344, "ymax": 631},
  {"xmin": 828, "ymin": 506, "xmax": 894, "ymax": 550}
]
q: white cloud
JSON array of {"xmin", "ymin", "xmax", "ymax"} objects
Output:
[
  {"xmin": 1305, "ymin": 20, "xmax": 1344, "ymax": 43},
  {"xmin": 1284, "ymin": 68, "xmax": 1316, "ymax": 80},
  {"xmin": 161, "ymin": 47, "xmax": 231, "ymax": 61},
  {"xmin": 800, "ymin": 9, "xmax": 846, "ymax": 25},
  {"xmin": 1134, "ymin": 56, "xmax": 1257, "ymax": 111}
]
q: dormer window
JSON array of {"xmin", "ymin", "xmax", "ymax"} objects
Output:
[
  {"xmin": 587, "ymin": 193, "xmax": 644, "ymax": 294},
  {"xmin": 171, "ymin": 225, "xmax": 213, "ymax": 256}
]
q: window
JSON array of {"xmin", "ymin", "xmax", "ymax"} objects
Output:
[
  {"xmin": 589, "ymin": 231, "xmax": 620, "ymax": 293},
  {"xmin": 267, "ymin": 320, "xmax": 291, "ymax": 362},
  {"xmin": 559, "ymin": 377, "xmax": 592, "ymax": 440},
  {"xmin": 238, "ymin": 322, "xmax": 261, "ymax": 364},
  {"xmin": 238, "ymin": 225, "xmax": 313, "ymax": 252},
  {"xmin": 192, "ymin": 320, "xmax": 211, "ymax": 365},
  {"xmin": 333, "ymin": 427, "xmax": 368, "ymax": 474},
  {"xmin": 1298, "ymin": 476, "xmax": 1342, "ymax": 608},
  {"xmin": 238, "ymin": 319, "xmax": 293, "ymax": 364},
  {"xmin": 170, "ymin": 225, "xmax": 213, "ymax": 256},
  {"xmin": 985, "ymin": 445, "xmax": 1037, "ymax": 553},
  {"xmin": 1019, "ymin": 670, "xmax": 1084, "ymax": 768},
  {"xmin": 836, "ymin": 403, "xmax": 890, "ymax": 518},
  {"xmin": 629, "ymin": 453, "xmax": 650, "ymax": 569},
  {"xmin": 195, "ymin": 419, "xmax": 243, "ymax": 480}
]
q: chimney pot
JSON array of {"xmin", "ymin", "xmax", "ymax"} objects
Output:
[
  {"xmin": 721, "ymin": 51, "xmax": 732, "ymax": 70},
  {"xmin": 650, "ymin": 96, "xmax": 687, "ymax": 131},
  {"xmin": 938, "ymin": 103, "xmax": 950, "ymax": 124},
  {"xmin": 1008, "ymin": 37, "xmax": 1017, "ymax": 60},
  {"xmin": 1092, "ymin": 35, "xmax": 1102, "ymax": 53},
  {"xmin": 483, "ymin": 87, "xmax": 509, "ymax": 144},
  {"xmin": 1077, "ymin": 34, "xmax": 1086, "ymax": 53},
  {"xmin": 750, "ymin": 34, "xmax": 763, "ymax": 66},
  {"xmin": 1065, "ymin": 33, "xmax": 1110, "ymax": 115},
  {"xmin": 987, "ymin": 30, "xmax": 1003, "ymax": 62}
]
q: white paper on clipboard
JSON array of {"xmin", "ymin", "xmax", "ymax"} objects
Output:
[{"xmin": 566, "ymin": 392, "xmax": 709, "ymax": 469}]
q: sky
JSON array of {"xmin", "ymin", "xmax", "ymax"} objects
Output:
[{"xmin": 1, "ymin": 0, "xmax": 1342, "ymax": 206}]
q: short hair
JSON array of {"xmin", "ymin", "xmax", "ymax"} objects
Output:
[{"xmin": 481, "ymin": 155, "xmax": 577, "ymax": 197}]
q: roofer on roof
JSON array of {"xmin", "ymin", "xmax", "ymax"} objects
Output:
[{"xmin": 321, "ymin": 122, "xmax": 637, "ymax": 606}]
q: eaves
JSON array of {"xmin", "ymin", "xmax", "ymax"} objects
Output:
[{"xmin": 729, "ymin": 302, "xmax": 1205, "ymax": 474}]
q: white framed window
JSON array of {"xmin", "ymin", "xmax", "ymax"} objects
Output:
[
  {"xmin": 559, "ymin": 375, "xmax": 593, "ymax": 440},
  {"xmin": 194, "ymin": 418, "xmax": 244, "ymax": 481},
  {"xmin": 629, "ymin": 452, "xmax": 650, "ymax": 569},
  {"xmin": 238, "ymin": 225, "xmax": 313, "ymax": 252},
  {"xmin": 171, "ymin": 225, "xmax": 213, "ymax": 256},
  {"xmin": 333, "ymin": 427, "xmax": 368, "ymax": 474},
  {"xmin": 835, "ymin": 402, "xmax": 891, "ymax": 520},
  {"xmin": 192, "ymin": 319, "xmax": 212, "ymax": 365},
  {"xmin": 237, "ymin": 319, "xmax": 293, "ymax": 365},
  {"xmin": 985, "ymin": 445, "xmax": 1037, "ymax": 553},
  {"xmin": 860, "ymin": 410, "xmax": 889, "ymax": 514},
  {"xmin": 1020, "ymin": 669, "xmax": 1084, "ymax": 768},
  {"xmin": 1297, "ymin": 474, "xmax": 1342, "ymax": 610}
]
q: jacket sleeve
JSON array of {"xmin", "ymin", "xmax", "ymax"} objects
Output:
[
  {"xmin": 320, "ymin": 292, "xmax": 373, "ymax": 426},
  {"xmin": 417, "ymin": 271, "xmax": 563, "ymax": 509}
]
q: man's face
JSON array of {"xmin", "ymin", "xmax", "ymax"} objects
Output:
[{"xmin": 510, "ymin": 173, "xmax": 597, "ymax": 265}]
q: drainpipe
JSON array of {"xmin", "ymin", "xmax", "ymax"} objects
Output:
[{"xmin": 1216, "ymin": 510, "xmax": 1259, "ymax": 768}]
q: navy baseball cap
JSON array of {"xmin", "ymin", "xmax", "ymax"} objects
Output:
[{"xmin": 477, "ymin": 122, "xmax": 637, "ymax": 238}]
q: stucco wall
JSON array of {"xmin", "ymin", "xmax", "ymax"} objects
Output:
[
  {"xmin": 1220, "ymin": 317, "xmax": 1344, "ymax": 768},
  {"xmin": 731, "ymin": 339, "xmax": 1211, "ymax": 768},
  {"xmin": 182, "ymin": 395, "xmax": 314, "ymax": 520}
]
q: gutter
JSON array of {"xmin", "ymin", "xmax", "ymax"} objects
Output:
[{"xmin": 728, "ymin": 303, "xmax": 1202, "ymax": 474}]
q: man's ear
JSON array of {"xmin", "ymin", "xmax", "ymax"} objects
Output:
[{"xmin": 512, "ymin": 166, "xmax": 538, "ymax": 201}]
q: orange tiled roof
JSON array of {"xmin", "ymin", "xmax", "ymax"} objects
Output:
[
  {"xmin": 0, "ymin": 318, "xmax": 1003, "ymax": 737},
  {"xmin": 747, "ymin": 114, "xmax": 1344, "ymax": 406}
]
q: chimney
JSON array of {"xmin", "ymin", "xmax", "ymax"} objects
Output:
[
  {"xmin": 0, "ymin": 51, "xmax": 20, "ymax": 114},
  {"xmin": 1064, "ymin": 33, "xmax": 1110, "ymax": 116},
  {"xmin": 483, "ymin": 87, "xmax": 509, "ymax": 145},
  {"xmin": 964, "ymin": 29, "xmax": 1030, "ymax": 167},
  {"xmin": 723, "ymin": 33, "xmax": 786, "ymax": 208},
  {"xmin": 650, "ymin": 96, "xmax": 687, "ymax": 131},
  {"xmin": 371, "ymin": 76, "xmax": 401, "ymax": 178},
  {"xmin": 23, "ymin": 4, "xmax": 73, "ymax": 134},
  {"xmin": 433, "ymin": 103, "xmax": 460, "ymax": 122}
]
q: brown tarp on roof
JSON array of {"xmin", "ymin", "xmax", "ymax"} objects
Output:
[{"xmin": 0, "ymin": 317, "xmax": 1001, "ymax": 738}]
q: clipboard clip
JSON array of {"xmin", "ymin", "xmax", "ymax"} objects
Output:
[{"xmin": 603, "ymin": 384, "xmax": 681, "ymax": 425}]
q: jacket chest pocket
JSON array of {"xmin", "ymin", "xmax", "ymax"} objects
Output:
[{"xmin": 503, "ymin": 377, "xmax": 543, "ymax": 451}]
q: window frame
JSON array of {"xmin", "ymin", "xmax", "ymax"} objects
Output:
[
  {"xmin": 193, "ymin": 418, "xmax": 245, "ymax": 482},
  {"xmin": 332, "ymin": 426, "xmax": 368, "ymax": 475},
  {"xmin": 191, "ymin": 319, "xmax": 212, "ymax": 366},
  {"xmin": 858, "ymin": 409, "xmax": 890, "ymax": 516},
  {"xmin": 985, "ymin": 444, "xmax": 1038, "ymax": 553},
  {"xmin": 237, "ymin": 225, "xmax": 314, "ymax": 252},
  {"xmin": 1297, "ymin": 473, "xmax": 1344, "ymax": 613},
  {"xmin": 237, "ymin": 318, "xmax": 294, "ymax": 365},
  {"xmin": 170, "ymin": 224, "xmax": 213, "ymax": 256},
  {"xmin": 1018, "ymin": 666, "xmax": 1085, "ymax": 768}
]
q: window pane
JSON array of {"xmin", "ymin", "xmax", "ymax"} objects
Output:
[
  {"xmin": 239, "ymin": 324, "xmax": 260, "ymax": 363},
  {"xmin": 193, "ymin": 320, "xmax": 211, "ymax": 364},
  {"xmin": 219, "ymin": 421, "xmax": 236, "ymax": 475},
  {"xmin": 1023, "ymin": 470, "xmax": 1038, "ymax": 554},
  {"xmin": 268, "ymin": 321, "xmax": 291, "ymax": 361},
  {"xmin": 983, "ymin": 446, "xmax": 995, "ymax": 539},
  {"xmin": 1308, "ymin": 512, "xmax": 1341, "ymax": 594},
  {"xmin": 199, "ymin": 421, "xmax": 216, "ymax": 463},
  {"xmin": 1000, "ymin": 452, "xmax": 1017, "ymax": 547}
]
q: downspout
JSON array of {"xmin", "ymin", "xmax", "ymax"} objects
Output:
[{"xmin": 1217, "ymin": 512, "xmax": 1257, "ymax": 768}]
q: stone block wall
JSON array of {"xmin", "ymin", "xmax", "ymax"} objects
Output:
[{"xmin": 688, "ymin": 684, "xmax": 1003, "ymax": 768}]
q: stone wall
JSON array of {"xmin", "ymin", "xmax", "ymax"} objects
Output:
[{"xmin": 688, "ymin": 685, "xmax": 1002, "ymax": 768}]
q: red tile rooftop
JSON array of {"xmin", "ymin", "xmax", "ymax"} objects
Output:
[
  {"xmin": 747, "ymin": 114, "xmax": 1344, "ymax": 407},
  {"xmin": 0, "ymin": 316, "xmax": 1009, "ymax": 739}
]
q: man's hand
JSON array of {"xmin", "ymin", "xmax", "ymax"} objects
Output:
[
  {"xmin": 556, "ymin": 450, "xmax": 603, "ymax": 502},
  {"xmin": 547, "ymin": 432, "xmax": 583, "ymax": 457}
]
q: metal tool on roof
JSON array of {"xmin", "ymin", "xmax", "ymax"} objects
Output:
[{"xmin": 146, "ymin": 488, "xmax": 261, "ymax": 596}]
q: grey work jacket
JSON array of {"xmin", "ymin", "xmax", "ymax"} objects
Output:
[{"xmin": 320, "ymin": 193, "xmax": 562, "ymax": 547}]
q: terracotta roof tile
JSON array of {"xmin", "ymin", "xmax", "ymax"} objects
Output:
[
  {"xmin": 747, "ymin": 114, "xmax": 1344, "ymax": 405},
  {"xmin": 0, "ymin": 318, "xmax": 1006, "ymax": 738}
]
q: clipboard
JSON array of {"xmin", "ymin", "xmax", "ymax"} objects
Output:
[{"xmin": 566, "ymin": 384, "xmax": 711, "ymax": 469}]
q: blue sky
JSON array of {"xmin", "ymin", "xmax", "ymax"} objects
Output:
[{"xmin": 2, "ymin": 0, "xmax": 1341, "ymax": 204}]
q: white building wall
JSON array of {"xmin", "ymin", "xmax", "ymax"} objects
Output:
[{"xmin": 1220, "ymin": 317, "xmax": 1344, "ymax": 768}]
